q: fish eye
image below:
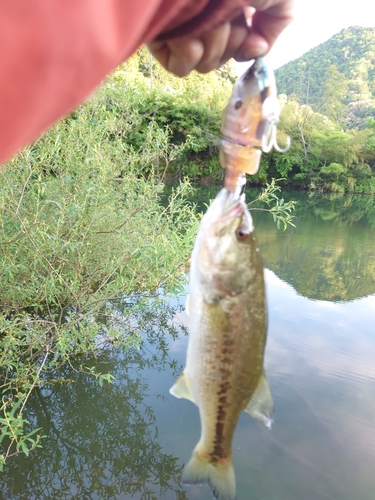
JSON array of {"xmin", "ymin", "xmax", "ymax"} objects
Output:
[
  {"xmin": 236, "ymin": 228, "xmax": 249, "ymax": 242},
  {"xmin": 235, "ymin": 100, "xmax": 243, "ymax": 110}
]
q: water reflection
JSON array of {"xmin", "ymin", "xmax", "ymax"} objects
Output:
[
  {"xmin": 258, "ymin": 270, "xmax": 375, "ymax": 500},
  {"xmin": 0, "ymin": 299, "xmax": 189, "ymax": 500},
  {"xmin": 251, "ymin": 190, "xmax": 375, "ymax": 301},
  {"xmin": 161, "ymin": 270, "xmax": 375, "ymax": 500}
]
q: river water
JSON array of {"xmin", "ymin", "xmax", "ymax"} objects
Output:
[{"xmin": 1, "ymin": 189, "xmax": 375, "ymax": 500}]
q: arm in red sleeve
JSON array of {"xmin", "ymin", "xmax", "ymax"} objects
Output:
[
  {"xmin": 0, "ymin": 0, "xmax": 186, "ymax": 164},
  {"xmin": 0, "ymin": 0, "xmax": 274, "ymax": 164}
]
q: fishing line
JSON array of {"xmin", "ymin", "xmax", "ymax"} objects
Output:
[{"xmin": 234, "ymin": 172, "xmax": 247, "ymax": 199}]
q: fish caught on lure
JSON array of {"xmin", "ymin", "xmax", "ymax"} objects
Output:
[
  {"xmin": 220, "ymin": 57, "xmax": 290, "ymax": 191},
  {"xmin": 168, "ymin": 58, "xmax": 284, "ymax": 499},
  {"xmin": 170, "ymin": 186, "xmax": 273, "ymax": 500}
]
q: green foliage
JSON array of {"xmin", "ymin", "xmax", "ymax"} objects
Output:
[
  {"xmin": 0, "ymin": 79, "xmax": 201, "ymax": 468},
  {"xmin": 97, "ymin": 51, "xmax": 234, "ymax": 182},
  {"xmin": 320, "ymin": 65, "xmax": 348, "ymax": 121},
  {"xmin": 275, "ymin": 26, "xmax": 375, "ymax": 107},
  {"xmin": 87, "ymin": 42, "xmax": 375, "ymax": 194},
  {"xmin": 121, "ymin": 90, "xmax": 223, "ymax": 180},
  {"xmin": 0, "ymin": 398, "xmax": 44, "ymax": 471},
  {"xmin": 55, "ymin": 43, "xmax": 375, "ymax": 195},
  {"xmin": 255, "ymin": 94, "xmax": 375, "ymax": 193},
  {"xmin": 273, "ymin": 27, "xmax": 375, "ymax": 193},
  {"xmin": 320, "ymin": 162, "xmax": 346, "ymax": 180},
  {"xmin": 249, "ymin": 179, "xmax": 297, "ymax": 230}
]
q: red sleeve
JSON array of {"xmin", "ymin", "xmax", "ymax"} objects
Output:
[{"xmin": 0, "ymin": 0, "xmax": 247, "ymax": 164}]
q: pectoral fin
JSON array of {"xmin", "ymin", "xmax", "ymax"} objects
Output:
[
  {"xmin": 170, "ymin": 373, "xmax": 195, "ymax": 404},
  {"xmin": 244, "ymin": 371, "xmax": 274, "ymax": 429}
]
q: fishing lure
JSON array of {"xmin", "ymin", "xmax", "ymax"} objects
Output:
[{"xmin": 220, "ymin": 57, "xmax": 290, "ymax": 192}]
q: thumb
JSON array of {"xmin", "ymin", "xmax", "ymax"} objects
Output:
[{"xmin": 235, "ymin": 0, "xmax": 294, "ymax": 60}]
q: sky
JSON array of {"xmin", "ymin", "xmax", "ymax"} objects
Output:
[{"xmin": 237, "ymin": 0, "xmax": 374, "ymax": 72}]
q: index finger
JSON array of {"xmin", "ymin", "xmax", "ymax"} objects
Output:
[
  {"xmin": 250, "ymin": 0, "xmax": 295, "ymax": 48},
  {"xmin": 235, "ymin": 0, "xmax": 294, "ymax": 61}
]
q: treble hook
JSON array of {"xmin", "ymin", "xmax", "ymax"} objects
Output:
[
  {"xmin": 261, "ymin": 96, "xmax": 291, "ymax": 154},
  {"xmin": 262, "ymin": 122, "xmax": 291, "ymax": 153}
]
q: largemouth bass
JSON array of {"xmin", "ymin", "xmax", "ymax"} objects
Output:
[
  {"xmin": 220, "ymin": 57, "xmax": 290, "ymax": 192},
  {"xmin": 170, "ymin": 188, "xmax": 273, "ymax": 500}
]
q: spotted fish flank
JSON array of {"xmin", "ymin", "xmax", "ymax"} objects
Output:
[{"xmin": 170, "ymin": 188, "xmax": 273, "ymax": 500}]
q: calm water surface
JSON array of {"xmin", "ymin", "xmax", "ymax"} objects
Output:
[{"xmin": 2, "ymin": 189, "xmax": 375, "ymax": 500}]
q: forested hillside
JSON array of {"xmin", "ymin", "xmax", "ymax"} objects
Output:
[
  {"xmin": 274, "ymin": 26, "xmax": 375, "ymax": 131},
  {"xmin": 275, "ymin": 26, "xmax": 375, "ymax": 111},
  {"xmin": 254, "ymin": 27, "xmax": 375, "ymax": 194}
]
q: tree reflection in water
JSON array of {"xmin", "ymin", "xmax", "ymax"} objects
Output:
[
  {"xmin": 1, "ymin": 297, "xmax": 189, "ymax": 500},
  {"xmin": 252, "ymin": 190, "xmax": 375, "ymax": 302}
]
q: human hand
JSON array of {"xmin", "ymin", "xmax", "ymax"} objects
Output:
[{"xmin": 147, "ymin": 0, "xmax": 294, "ymax": 77}]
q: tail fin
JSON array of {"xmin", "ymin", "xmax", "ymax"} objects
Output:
[{"xmin": 182, "ymin": 447, "xmax": 236, "ymax": 500}]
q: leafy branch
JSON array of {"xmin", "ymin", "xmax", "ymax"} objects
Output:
[
  {"xmin": 249, "ymin": 178, "xmax": 297, "ymax": 230},
  {"xmin": 0, "ymin": 398, "xmax": 45, "ymax": 471}
]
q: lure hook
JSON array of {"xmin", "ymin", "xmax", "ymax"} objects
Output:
[
  {"xmin": 262, "ymin": 122, "xmax": 291, "ymax": 154},
  {"xmin": 261, "ymin": 97, "xmax": 291, "ymax": 154}
]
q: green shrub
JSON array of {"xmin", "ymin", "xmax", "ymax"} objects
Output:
[{"xmin": 0, "ymin": 83, "xmax": 199, "ymax": 467}]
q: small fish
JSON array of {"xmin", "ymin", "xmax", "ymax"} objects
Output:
[
  {"xmin": 220, "ymin": 57, "xmax": 290, "ymax": 191},
  {"xmin": 170, "ymin": 187, "xmax": 273, "ymax": 500}
]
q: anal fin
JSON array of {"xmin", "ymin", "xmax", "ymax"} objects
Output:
[{"xmin": 244, "ymin": 370, "xmax": 274, "ymax": 429}]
